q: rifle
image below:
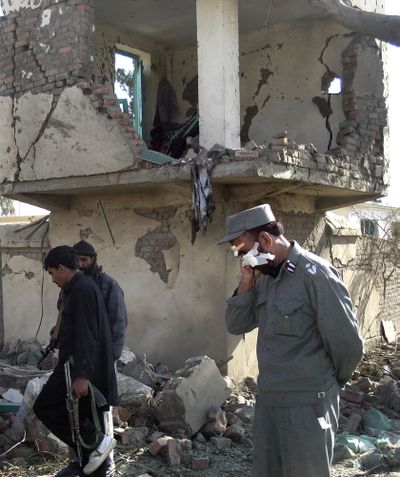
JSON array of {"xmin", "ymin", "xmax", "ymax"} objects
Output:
[
  {"xmin": 37, "ymin": 338, "xmax": 57, "ymax": 370},
  {"xmin": 64, "ymin": 361, "xmax": 83, "ymax": 467}
]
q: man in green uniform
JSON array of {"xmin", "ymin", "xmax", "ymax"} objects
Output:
[{"xmin": 218, "ymin": 204, "xmax": 363, "ymax": 477}]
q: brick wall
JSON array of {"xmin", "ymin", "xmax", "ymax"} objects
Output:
[
  {"xmin": 0, "ymin": 0, "xmax": 95, "ymax": 97},
  {"xmin": 337, "ymin": 36, "xmax": 387, "ymax": 158}
]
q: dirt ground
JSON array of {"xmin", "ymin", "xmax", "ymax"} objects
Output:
[{"xmin": 3, "ymin": 343, "xmax": 400, "ymax": 476}]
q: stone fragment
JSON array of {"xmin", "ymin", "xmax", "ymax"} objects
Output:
[
  {"xmin": 122, "ymin": 354, "xmax": 158, "ymax": 388},
  {"xmin": 340, "ymin": 387, "xmax": 363, "ymax": 404},
  {"xmin": 344, "ymin": 413, "xmax": 362, "ymax": 433},
  {"xmin": 121, "ymin": 426, "xmax": 149, "ymax": 446},
  {"xmin": 154, "ymin": 356, "xmax": 232, "ymax": 436},
  {"xmin": 210, "ymin": 436, "xmax": 232, "ymax": 450},
  {"xmin": 353, "ymin": 377, "xmax": 373, "ymax": 393},
  {"xmin": 234, "ymin": 149, "xmax": 259, "ymax": 161},
  {"xmin": 235, "ymin": 405, "xmax": 255, "ymax": 424},
  {"xmin": 148, "ymin": 436, "xmax": 171, "ymax": 456},
  {"xmin": 200, "ymin": 407, "xmax": 227, "ymax": 438},
  {"xmin": 166, "ymin": 438, "xmax": 182, "ymax": 466},
  {"xmin": 116, "ymin": 372, "xmax": 153, "ymax": 412},
  {"xmin": 224, "ymin": 424, "xmax": 245, "ymax": 442},
  {"xmin": 192, "ymin": 457, "xmax": 210, "ymax": 470}
]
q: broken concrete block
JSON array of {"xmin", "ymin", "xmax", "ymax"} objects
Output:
[
  {"xmin": 344, "ymin": 413, "xmax": 362, "ymax": 433},
  {"xmin": 234, "ymin": 149, "xmax": 259, "ymax": 161},
  {"xmin": 121, "ymin": 426, "xmax": 149, "ymax": 446},
  {"xmin": 116, "ymin": 372, "xmax": 153, "ymax": 412},
  {"xmin": 224, "ymin": 424, "xmax": 245, "ymax": 443},
  {"xmin": 340, "ymin": 387, "xmax": 363, "ymax": 404},
  {"xmin": 122, "ymin": 354, "xmax": 158, "ymax": 388},
  {"xmin": 148, "ymin": 436, "xmax": 172, "ymax": 456},
  {"xmin": 192, "ymin": 457, "xmax": 209, "ymax": 470},
  {"xmin": 166, "ymin": 438, "xmax": 182, "ymax": 466},
  {"xmin": 210, "ymin": 436, "xmax": 232, "ymax": 450},
  {"xmin": 234, "ymin": 405, "xmax": 255, "ymax": 424},
  {"xmin": 154, "ymin": 356, "xmax": 232, "ymax": 436},
  {"xmin": 200, "ymin": 407, "xmax": 227, "ymax": 438},
  {"xmin": 353, "ymin": 377, "xmax": 373, "ymax": 393}
]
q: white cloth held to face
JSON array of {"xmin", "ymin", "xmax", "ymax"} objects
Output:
[{"xmin": 241, "ymin": 242, "xmax": 275, "ymax": 267}]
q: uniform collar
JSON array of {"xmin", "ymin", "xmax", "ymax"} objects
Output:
[{"xmin": 282, "ymin": 241, "xmax": 302, "ymax": 275}]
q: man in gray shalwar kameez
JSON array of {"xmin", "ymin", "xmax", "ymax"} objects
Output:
[{"xmin": 218, "ymin": 204, "xmax": 363, "ymax": 477}]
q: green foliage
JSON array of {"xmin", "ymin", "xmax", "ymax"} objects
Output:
[{"xmin": 115, "ymin": 68, "xmax": 134, "ymax": 119}]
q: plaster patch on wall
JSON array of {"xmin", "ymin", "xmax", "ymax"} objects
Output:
[{"xmin": 135, "ymin": 207, "xmax": 180, "ymax": 284}]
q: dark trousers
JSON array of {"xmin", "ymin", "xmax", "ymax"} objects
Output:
[{"xmin": 33, "ymin": 364, "xmax": 107, "ymax": 477}]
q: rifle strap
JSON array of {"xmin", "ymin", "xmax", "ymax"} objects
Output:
[{"xmin": 78, "ymin": 382, "xmax": 103, "ymax": 450}]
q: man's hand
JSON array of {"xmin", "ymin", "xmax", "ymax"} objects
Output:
[
  {"xmin": 237, "ymin": 260, "xmax": 261, "ymax": 294},
  {"xmin": 72, "ymin": 377, "xmax": 89, "ymax": 399}
]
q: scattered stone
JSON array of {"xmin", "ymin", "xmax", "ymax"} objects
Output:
[
  {"xmin": 154, "ymin": 356, "xmax": 232, "ymax": 436},
  {"xmin": 344, "ymin": 412, "xmax": 362, "ymax": 433},
  {"xmin": 224, "ymin": 424, "xmax": 245, "ymax": 443},
  {"xmin": 194, "ymin": 432, "xmax": 207, "ymax": 444},
  {"xmin": 235, "ymin": 405, "xmax": 255, "ymax": 424},
  {"xmin": 200, "ymin": 407, "xmax": 227, "ymax": 438},
  {"xmin": 166, "ymin": 438, "xmax": 182, "ymax": 466},
  {"xmin": 192, "ymin": 456, "xmax": 210, "ymax": 470},
  {"xmin": 148, "ymin": 436, "xmax": 171, "ymax": 456},
  {"xmin": 121, "ymin": 426, "xmax": 149, "ymax": 446},
  {"xmin": 116, "ymin": 372, "xmax": 154, "ymax": 412},
  {"xmin": 210, "ymin": 436, "xmax": 232, "ymax": 450}
]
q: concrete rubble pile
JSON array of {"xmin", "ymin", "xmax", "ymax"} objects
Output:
[{"xmin": 4, "ymin": 341, "xmax": 400, "ymax": 474}]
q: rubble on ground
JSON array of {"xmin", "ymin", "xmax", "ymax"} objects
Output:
[{"xmin": 3, "ymin": 341, "xmax": 400, "ymax": 476}]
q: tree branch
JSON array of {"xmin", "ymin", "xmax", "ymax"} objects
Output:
[{"xmin": 310, "ymin": 0, "xmax": 400, "ymax": 46}]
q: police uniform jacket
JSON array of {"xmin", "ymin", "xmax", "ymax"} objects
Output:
[{"xmin": 225, "ymin": 241, "xmax": 363, "ymax": 406}]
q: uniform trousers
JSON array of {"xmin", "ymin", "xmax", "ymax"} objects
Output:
[
  {"xmin": 251, "ymin": 389, "xmax": 339, "ymax": 477},
  {"xmin": 33, "ymin": 364, "xmax": 107, "ymax": 477}
]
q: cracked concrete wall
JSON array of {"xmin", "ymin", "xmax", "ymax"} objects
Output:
[
  {"xmin": 169, "ymin": 16, "xmax": 386, "ymax": 154},
  {"xmin": 0, "ymin": 191, "xmax": 398, "ymax": 377},
  {"xmin": 45, "ymin": 192, "xmax": 229, "ymax": 371},
  {"xmin": 0, "ymin": 86, "xmax": 138, "ymax": 183},
  {"xmin": 0, "ymin": 220, "xmax": 57, "ymax": 344},
  {"xmin": 95, "ymin": 19, "xmax": 167, "ymax": 145}
]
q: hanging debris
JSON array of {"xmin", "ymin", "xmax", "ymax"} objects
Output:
[{"xmin": 190, "ymin": 148, "xmax": 228, "ymax": 243}]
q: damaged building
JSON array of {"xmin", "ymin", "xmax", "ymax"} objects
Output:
[{"xmin": 0, "ymin": 0, "xmax": 399, "ymax": 381}]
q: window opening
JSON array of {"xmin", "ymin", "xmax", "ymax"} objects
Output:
[
  {"xmin": 114, "ymin": 50, "xmax": 143, "ymax": 137},
  {"xmin": 361, "ymin": 218, "xmax": 379, "ymax": 238}
]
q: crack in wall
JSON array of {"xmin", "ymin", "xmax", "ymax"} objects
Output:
[
  {"xmin": 12, "ymin": 95, "xmax": 59, "ymax": 181},
  {"xmin": 318, "ymin": 35, "xmax": 342, "ymax": 151}
]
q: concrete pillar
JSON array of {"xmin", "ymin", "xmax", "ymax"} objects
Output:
[{"xmin": 196, "ymin": 0, "xmax": 240, "ymax": 150}]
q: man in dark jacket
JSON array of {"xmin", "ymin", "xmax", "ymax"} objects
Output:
[
  {"xmin": 72, "ymin": 240, "xmax": 127, "ymax": 361},
  {"xmin": 34, "ymin": 246, "xmax": 117, "ymax": 477},
  {"xmin": 70, "ymin": 240, "xmax": 127, "ymax": 477}
]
